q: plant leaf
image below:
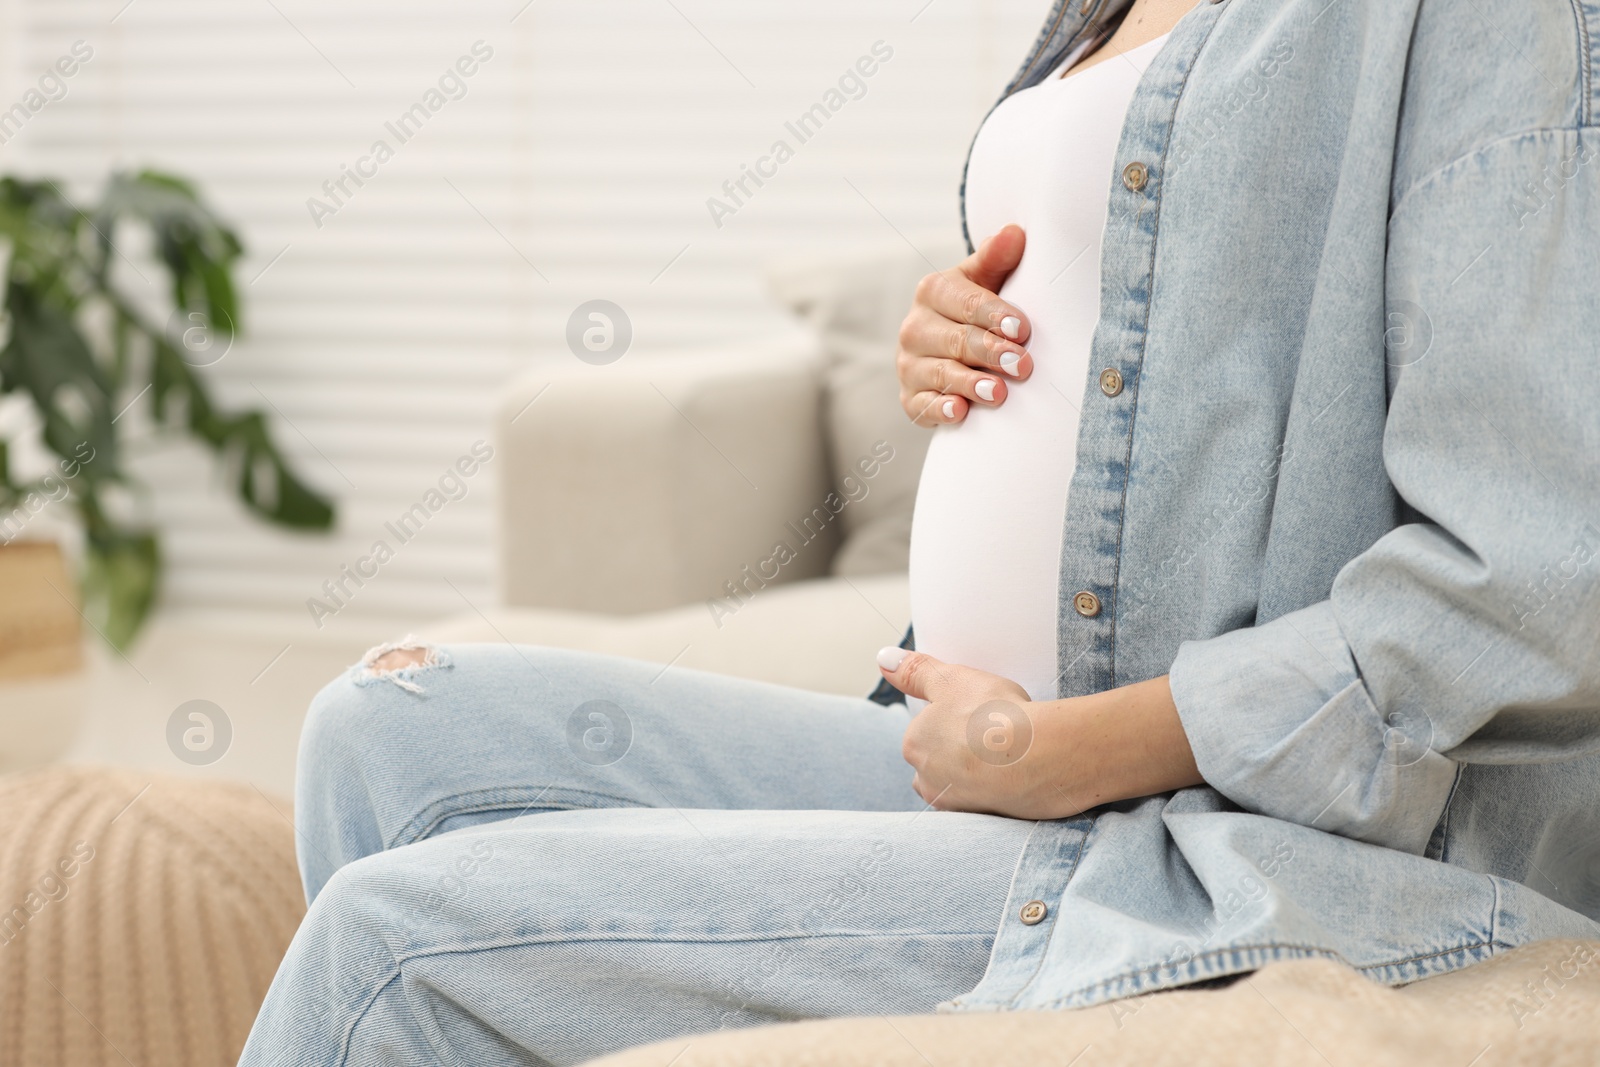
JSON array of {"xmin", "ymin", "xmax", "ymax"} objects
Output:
[
  {"xmin": 0, "ymin": 280, "xmax": 117, "ymax": 470},
  {"xmin": 84, "ymin": 529, "xmax": 161, "ymax": 651}
]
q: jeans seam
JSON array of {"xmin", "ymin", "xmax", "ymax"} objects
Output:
[
  {"xmin": 1488, "ymin": 873, "xmax": 1502, "ymax": 949},
  {"xmin": 388, "ymin": 929, "xmax": 998, "ymax": 971},
  {"xmin": 336, "ymin": 965, "xmax": 404, "ymax": 1067},
  {"xmin": 1564, "ymin": 0, "xmax": 1591, "ymax": 126},
  {"xmin": 1424, "ymin": 763, "xmax": 1465, "ymax": 862},
  {"xmin": 389, "ymin": 785, "xmax": 646, "ymax": 851}
]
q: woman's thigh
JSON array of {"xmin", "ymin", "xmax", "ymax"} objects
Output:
[
  {"xmin": 296, "ymin": 641, "xmax": 919, "ymax": 898},
  {"xmin": 242, "ymin": 806, "xmax": 1036, "ymax": 1067}
]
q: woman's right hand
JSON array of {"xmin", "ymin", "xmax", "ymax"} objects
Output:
[{"xmin": 895, "ymin": 224, "xmax": 1032, "ymax": 427}]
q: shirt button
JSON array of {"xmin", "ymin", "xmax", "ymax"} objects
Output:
[
  {"xmin": 1121, "ymin": 161, "xmax": 1149, "ymax": 192},
  {"xmin": 1099, "ymin": 368, "xmax": 1124, "ymax": 397},
  {"xmin": 1020, "ymin": 900, "xmax": 1049, "ymax": 925},
  {"xmin": 1073, "ymin": 591, "xmax": 1101, "ymax": 618}
]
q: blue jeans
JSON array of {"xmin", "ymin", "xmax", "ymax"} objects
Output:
[{"xmin": 238, "ymin": 643, "xmax": 1037, "ymax": 1066}]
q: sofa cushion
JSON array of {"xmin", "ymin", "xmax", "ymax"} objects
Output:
[
  {"xmin": 767, "ymin": 243, "xmax": 964, "ymax": 577},
  {"xmin": 581, "ymin": 938, "xmax": 1600, "ymax": 1067},
  {"xmin": 0, "ymin": 766, "xmax": 305, "ymax": 1066},
  {"xmin": 424, "ymin": 572, "xmax": 910, "ymax": 698}
]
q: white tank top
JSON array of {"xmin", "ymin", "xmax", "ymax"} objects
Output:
[{"xmin": 907, "ymin": 33, "xmax": 1170, "ymax": 706}]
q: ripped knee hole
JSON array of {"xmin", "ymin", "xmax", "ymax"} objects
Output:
[
  {"xmin": 357, "ymin": 635, "xmax": 448, "ymax": 693},
  {"xmin": 371, "ymin": 648, "xmax": 429, "ymax": 672}
]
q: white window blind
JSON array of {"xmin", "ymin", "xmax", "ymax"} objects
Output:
[{"xmin": 2, "ymin": 0, "xmax": 1041, "ymax": 636}]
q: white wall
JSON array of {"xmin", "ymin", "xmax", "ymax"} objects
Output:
[{"xmin": 3, "ymin": 0, "xmax": 1043, "ymax": 636}]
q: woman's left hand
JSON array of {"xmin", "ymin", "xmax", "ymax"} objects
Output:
[
  {"xmin": 876, "ymin": 647, "xmax": 1205, "ymax": 820},
  {"xmin": 876, "ymin": 647, "xmax": 1078, "ymax": 819}
]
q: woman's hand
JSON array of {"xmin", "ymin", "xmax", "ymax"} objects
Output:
[
  {"xmin": 896, "ymin": 225, "xmax": 1033, "ymax": 427},
  {"xmin": 876, "ymin": 645, "xmax": 1066, "ymax": 818},
  {"xmin": 876, "ymin": 647, "xmax": 1204, "ymax": 820}
]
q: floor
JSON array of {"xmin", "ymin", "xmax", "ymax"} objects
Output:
[{"xmin": 25, "ymin": 613, "xmax": 382, "ymax": 799}]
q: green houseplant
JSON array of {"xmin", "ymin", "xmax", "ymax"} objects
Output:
[{"xmin": 0, "ymin": 170, "xmax": 335, "ymax": 649}]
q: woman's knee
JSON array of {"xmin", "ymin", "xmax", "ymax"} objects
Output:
[
  {"xmin": 294, "ymin": 638, "xmax": 461, "ymax": 880},
  {"xmin": 269, "ymin": 839, "xmax": 536, "ymax": 1061},
  {"xmin": 277, "ymin": 849, "xmax": 429, "ymax": 1024},
  {"xmin": 306, "ymin": 832, "xmax": 520, "ymax": 969},
  {"xmin": 299, "ymin": 637, "xmax": 454, "ymax": 773},
  {"xmin": 296, "ymin": 638, "xmax": 573, "ymax": 853}
]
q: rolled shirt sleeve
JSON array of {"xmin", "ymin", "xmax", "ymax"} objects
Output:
[{"xmin": 1169, "ymin": 127, "xmax": 1600, "ymax": 855}]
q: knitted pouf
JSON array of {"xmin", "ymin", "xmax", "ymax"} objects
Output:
[{"xmin": 0, "ymin": 766, "xmax": 306, "ymax": 1066}]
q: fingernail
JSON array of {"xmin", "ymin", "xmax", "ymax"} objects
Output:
[
  {"xmin": 877, "ymin": 646, "xmax": 908, "ymax": 671},
  {"xmin": 999, "ymin": 351, "xmax": 1021, "ymax": 376},
  {"xmin": 975, "ymin": 379, "xmax": 997, "ymax": 402},
  {"xmin": 1000, "ymin": 316, "xmax": 1021, "ymax": 340},
  {"xmin": 942, "ymin": 398, "xmax": 956, "ymax": 419}
]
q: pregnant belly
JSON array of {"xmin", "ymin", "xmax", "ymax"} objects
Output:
[{"xmin": 906, "ymin": 376, "xmax": 1079, "ymax": 705}]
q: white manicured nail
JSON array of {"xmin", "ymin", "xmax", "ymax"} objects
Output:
[
  {"xmin": 975, "ymin": 379, "xmax": 997, "ymax": 402},
  {"xmin": 1000, "ymin": 316, "xmax": 1021, "ymax": 340},
  {"xmin": 877, "ymin": 646, "xmax": 908, "ymax": 671},
  {"xmin": 1000, "ymin": 351, "xmax": 1021, "ymax": 376},
  {"xmin": 942, "ymin": 398, "xmax": 956, "ymax": 419}
]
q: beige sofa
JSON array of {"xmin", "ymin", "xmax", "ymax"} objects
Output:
[{"xmin": 425, "ymin": 244, "xmax": 963, "ymax": 695}]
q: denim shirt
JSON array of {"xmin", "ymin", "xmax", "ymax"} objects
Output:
[{"xmin": 878, "ymin": 0, "xmax": 1600, "ymax": 1010}]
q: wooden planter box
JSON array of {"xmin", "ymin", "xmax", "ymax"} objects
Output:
[
  {"xmin": 0, "ymin": 541, "xmax": 86, "ymax": 772},
  {"xmin": 0, "ymin": 541, "xmax": 83, "ymax": 680}
]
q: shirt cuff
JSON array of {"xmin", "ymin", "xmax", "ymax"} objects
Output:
[{"xmin": 1168, "ymin": 601, "xmax": 1458, "ymax": 855}]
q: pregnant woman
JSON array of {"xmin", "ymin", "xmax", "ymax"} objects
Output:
[{"xmin": 243, "ymin": 0, "xmax": 1600, "ymax": 1063}]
